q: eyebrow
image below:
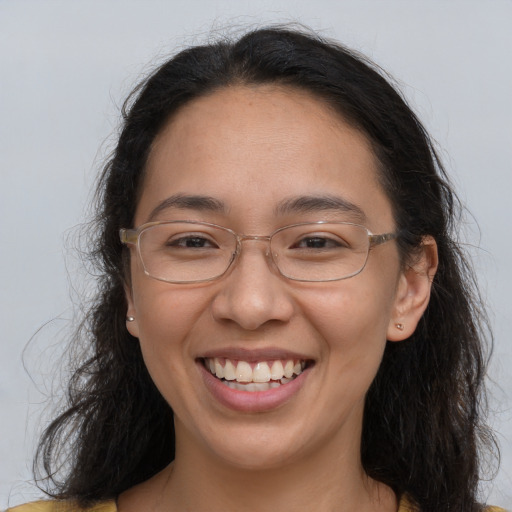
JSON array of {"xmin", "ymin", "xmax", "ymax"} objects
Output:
[
  {"xmin": 148, "ymin": 194, "xmax": 227, "ymax": 221},
  {"xmin": 275, "ymin": 195, "xmax": 367, "ymax": 223},
  {"xmin": 147, "ymin": 193, "xmax": 367, "ymax": 223}
]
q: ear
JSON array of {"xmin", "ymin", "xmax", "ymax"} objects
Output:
[
  {"xmin": 124, "ymin": 282, "xmax": 140, "ymax": 339},
  {"xmin": 387, "ymin": 236, "xmax": 438, "ymax": 341}
]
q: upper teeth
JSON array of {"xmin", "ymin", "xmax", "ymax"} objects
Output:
[{"xmin": 206, "ymin": 357, "xmax": 305, "ymax": 383}]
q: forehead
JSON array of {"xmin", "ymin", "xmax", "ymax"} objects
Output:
[{"xmin": 138, "ymin": 85, "xmax": 393, "ymax": 230}]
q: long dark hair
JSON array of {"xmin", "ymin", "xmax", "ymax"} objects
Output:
[{"xmin": 35, "ymin": 26, "xmax": 496, "ymax": 511}]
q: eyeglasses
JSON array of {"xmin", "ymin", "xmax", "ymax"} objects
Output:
[{"xmin": 119, "ymin": 220, "xmax": 396, "ymax": 284}]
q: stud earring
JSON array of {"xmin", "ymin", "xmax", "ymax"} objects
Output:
[
  {"xmin": 395, "ymin": 323, "xmax": 404, "ymax": 331},
  {"xmin": 126, "ymin": 316, "xmax": 135, "ymax": 322}
]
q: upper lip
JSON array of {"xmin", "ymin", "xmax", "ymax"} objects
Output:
[{"xmin": 198, "ymin": 347, "xmax": 313, "ymax": 362}]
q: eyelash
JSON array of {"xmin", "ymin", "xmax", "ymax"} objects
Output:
[
  {"xmin": 165, "ymin": 233, "xmax": 349, "ymax": 251},
  {"xmin": 167, "ymin": 235, "xmax": 219, "ymax": 249}
]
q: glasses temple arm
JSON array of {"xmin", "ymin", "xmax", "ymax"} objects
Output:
[
  {"xmin": 369, "ymin": 232, "xmax": 397, "ymax": 248},
  {"xmin": 119, "ymin": 228, "xmax": 139, "ymax": 245}
]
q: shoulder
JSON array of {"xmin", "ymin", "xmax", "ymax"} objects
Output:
[
  {"xmin": 398, "ymin": 495, "xmax": 508, "ymax": 512},
  {"xmin": 5, "ymin": 501, "xmax": 116, "ymax": 512},
  {"xmin": 397, "ymin": 495, "xmax": 416, "ymax": 512}
]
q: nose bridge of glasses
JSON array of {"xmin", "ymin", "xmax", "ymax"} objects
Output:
[
  {"xmin": 238, "ymin": 234, "xmax": 272, "ymax": 243},
  {"xmin": 234, "ymin": 234, "xmax": 274, "ymax": 260}
]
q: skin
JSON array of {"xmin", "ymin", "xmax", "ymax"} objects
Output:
[{"xmin": 120, "ymin": 85, "xmax": 437, "ymax": 512}]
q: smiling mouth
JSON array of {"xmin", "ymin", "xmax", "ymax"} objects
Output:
[{"xmin": 202, "ymin": 357, "xmax": 310, "ymax": 392}]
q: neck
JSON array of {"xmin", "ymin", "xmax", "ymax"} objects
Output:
[
  {"xmin": 119, "ymin": 423, "xmax": 397, "ymax": 512},
  {"xmin": 170, "ymin": 453, "xmax": 393, "ymax": 512}
]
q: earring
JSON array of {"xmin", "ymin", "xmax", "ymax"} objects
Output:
[
  {"xmin": 395, "ymin": 323, "xmax": 404, "ymax": 331},
  {"xmin": 126, "ymin": 316, "xmax": 135, "ymax": 322}
]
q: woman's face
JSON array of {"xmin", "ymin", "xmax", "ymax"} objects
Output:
[{"xmin": 126, "ymin": 85, "xmax": 416, "ymax": 469}]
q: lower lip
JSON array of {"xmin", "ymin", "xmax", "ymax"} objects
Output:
[{"xmin": 198, "ymin": 361, "xmax": 310, "ymax": 413}]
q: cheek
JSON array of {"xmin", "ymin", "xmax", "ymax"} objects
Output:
[
  {"xmin": 300, "ymin": 276, "xmax": 397, "ymax": 389},
  {"xmin": 132, "ymin": 276, "xmax": 207, "ymax": 336},
  {"xmin": 130, "ymin": 280, "xmax": 211, "ymax": 385},
  {"xmin": 303, "ymin": 280, "xmax": 396, "ymax": 346}
]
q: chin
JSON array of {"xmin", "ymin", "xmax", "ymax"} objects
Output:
[
  {"xmin": 191, "ymin": 420, "xmax": 309, "ymax": 470},
  {"xmin": 214, "ymin": 441, "xmax": 301, "ymax": 471}
]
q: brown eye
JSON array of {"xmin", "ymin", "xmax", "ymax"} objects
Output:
[
  {"xmin": 292, "ymin": 235, "xmax": 348, "ymax": 250},
  {"xmin": 168, "ymin": 236, "xmax": 218, "ymax": 249}
]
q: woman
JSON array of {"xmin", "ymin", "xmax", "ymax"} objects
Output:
[{"xmin": 9, "ymin": 27, "xmax": 504, "ymax": 512}]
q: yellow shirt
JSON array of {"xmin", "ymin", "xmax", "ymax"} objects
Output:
[
  {"xmin": 5, "ymin": 503, "xmax": 115, "ymax": 512},
  {"xmin": 5, "ymin": 497, "xmax": 507, "ymax": 512}
]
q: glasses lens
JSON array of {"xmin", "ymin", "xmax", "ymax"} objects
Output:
[
  {"xmin": 271, "ymin": 223, "xmax": 370, "ymax": 281},
  {"xmin": 138, "ymin": 222, "xmax": 236, "ymax": 283}
]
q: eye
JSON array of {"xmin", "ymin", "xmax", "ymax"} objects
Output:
[
  {"xmin": 166, "ymin": 234, "xmax": 220, "ymax": 249},
  {"xmin": 292, "ymin": 234, "xmax": 349, "ymax": 250}
]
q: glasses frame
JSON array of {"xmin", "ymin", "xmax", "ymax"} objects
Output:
[{"xmin": 119, "ymin": 220, "xmax": 397, "ymax": 284}]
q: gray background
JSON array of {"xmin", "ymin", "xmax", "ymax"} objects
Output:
[{"xmin": 1, "ymin": 0, "xmax": 511, "ymax": 508}]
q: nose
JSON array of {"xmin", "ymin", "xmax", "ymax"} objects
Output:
[{"xmin": 211, "ymin": 240, "xmax": 294, "ymax": 330}]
